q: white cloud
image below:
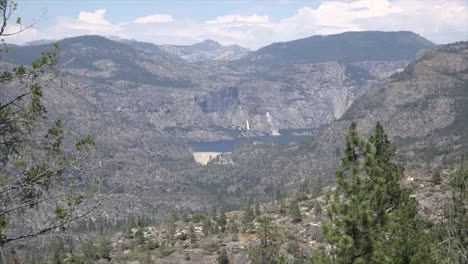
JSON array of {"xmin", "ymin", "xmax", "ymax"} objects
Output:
[
  {"xmin": 206, "ymin": 14, "xmax": 270, "ymax": 24},
  {"xmin": 53, "ymin": 9, "xmax": 118, "ymax": 36},
  {"xmin": 3, "ymin": 0, "xmax": 468, "ymax": 49},
  {"xmin": 77, "ymin": 9, "xmax": 111, "ymax": 25},
  {"xmin": 134, "ymin": 14, "xmax": 173, "ymax": 24}
]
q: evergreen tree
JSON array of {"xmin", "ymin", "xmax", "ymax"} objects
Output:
[
  {"xmin": 242, "ymin": 205, "xmax": 255, "ymax": 232},
  {"xmin": 255, "ymin": 201, "xmax": 261, "ymax": 217},
  {"xmin": 312, "ymin": 177, "xmax": 323, "ymax": 198},
  {"xmin": 289, "ymin": 199, "xmax": 302, "ymax": 223},
  {"xmin": 189, "ymin": 224, "xmax": 197, "ymax": 243},
  {"xmin": 441, "ymin": 156, "xmax": 468, "ymax": 263},
  {"xmin": 166, "ymin": 218, "xmax": 176, "ymax": 243},
  {"xmin": 170, "ymin": 209, "xmax": 179, "ymax": 223},
  {"xmin": 431, "ymin": 167, "xmax": 442, "ymax": 184},
  {"xmin": 182, "ymin": 212, "xmax": 190, "ymax": 223},
  {"xmin": 247, "ymin": 216, "xmax": 283, "ymax": 264},
  {"xmin": 312, "ymin": 199, "xmax": 322, "ymax": 220},
  {"xmin": 202, "ymin": 217, "xmax": 212, "ymax": 236},
  {"xmin": 217, "ymin": 211, "xmax": 228, "ymax": 232},
  {"xmin": 210, "ymin": 206, "xmax": 218, "ymax": 220},
  {"xmin": 321, "ymin": 122, "xmax": 439, "ymax": 263},
  {"xmin": 135, "ymin": 227, "xmax": 145, "ymax": 246},
  {"xmin": 212, "ymin": 223, "xmax": 220, "ymax": 234}
]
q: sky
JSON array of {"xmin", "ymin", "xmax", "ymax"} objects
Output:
[{"xmin": 4, "ymin": 0, "xmax": 468, "ymax": 50}]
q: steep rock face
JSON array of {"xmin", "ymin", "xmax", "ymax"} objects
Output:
[
  {"xmin": 192, "ymin": 42, "xmax": 468, "ymax": 202},
  {"xmin": 195, "ymin": 87, "xmax": 240, "ymax": 114},
  {"xmin": 3, "ymin": 33, "xmax": 432, "ymax": 139}
]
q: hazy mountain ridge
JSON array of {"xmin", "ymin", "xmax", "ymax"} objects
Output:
[
  {"xmin": 0, "ymin": 31, "xmax": 438, "ymax": 220},
  {"xmin": 237, "ymin": 31, "xmax": 435, "ymax": 69},
  {"xmin": 160, "ymin": 40, "xmax": 250, "ymax": 62}
]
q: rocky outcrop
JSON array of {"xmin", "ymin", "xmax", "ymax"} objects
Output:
[{"xmin": 195, "ymin": 87, "xmax": 240, "ymax": 114}]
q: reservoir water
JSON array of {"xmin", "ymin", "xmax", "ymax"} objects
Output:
[{"xmin": 189, "ymin": 135, "xmax": 312, "ymax": 153}]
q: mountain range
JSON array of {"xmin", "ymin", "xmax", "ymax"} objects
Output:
[{"xmin": 2, "ymin": 31, "xmax": 454, "ymax": 220}]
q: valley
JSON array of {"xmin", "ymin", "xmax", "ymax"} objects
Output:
[
  {"xmin": 0, "ymin": 31, "xmax": 440, "ymax": 220},
  {"xmin": 1, "ymin": 5, "xmax": 467, "ymax": 260}
]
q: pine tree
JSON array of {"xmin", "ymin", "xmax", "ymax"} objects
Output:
[
  {"xmin": 182, "ymin": 212, "xmax": 191, "ymax": 223},
  {"xmin": 289, "ymin": 199, "xmax": 302, "ymax": 223},
  {"xmin": 431, "ymin": 167, "xmax": 442, "ymax": 184},
  {"xmin": 217, "ymin": 211, "xmax": 228, "ymax": 232},
  {"xmin": 312, "ymin": 199, "xmax": 322, "ymax": 220},
  {"xmin": 247, "ymin": 216, "xmax": 283, "ymax": 264},
  {"xmin": 312, "ymin": 177, "xmax": 323, "ymax": 198},
  {"xmin": 321, "ymin": 122, "xmax": 439, "ymax": 263},
  {"xmin": 202, "ymin": 217, "xmax": 211, "ymax": 236},
  {"xmin": 441, "ymin": 156, "xmax": 468, "ymax": 263},
  {"xmin": 255, "ymin": 201, "xmax": 261, "ymax": 216},
  {"xmin": 189, "ymin": 224, "xmax": 197, "ymax": 244},
  {"xmin": 242, "ymin": 205, "xmax": 255, "ymax": 232}
]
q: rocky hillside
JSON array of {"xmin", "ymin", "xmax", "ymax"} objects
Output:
[
  {"xmin": 2, "ymin": 32, "xmax": 431, "ymax": 140},
  {"xmin": 0, "ymin": 32, "xmax": 436, "ymax": 221},
  {"xmin": 191, "ymin": 41, "xmax": 468, "ymax": 203}
]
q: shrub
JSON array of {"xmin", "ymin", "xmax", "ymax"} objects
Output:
[{"xmin": 202, "ymin": 240, "xmax": 220, "ymax": 254}]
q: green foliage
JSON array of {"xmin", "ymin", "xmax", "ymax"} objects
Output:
[
  {"xmin": 289, "ymin": 199, "xmax": 302, "ymax": 223},
  {"xmin": 321, "ymin": 122, "xmax": 441, "ymax": 263},
  {"xmin": 312, "ymin": 199, "xmax": 322, "ymax": 219},
  {"xmin": 255, "ymin": 201, "xmax": 261, "ymax": 216},
  {"xmin": 286, "ymin": 241, "xmax": 300, "ymax": 255},
  {"xmin": 188, "ymin": 224, "xmax": 197, "ymax": 243},
  {"xmin": 0, "ymin": 0, "xmax": 97, "ymax": 245},
  {"xmin": 147, "ymin": 240, "xmax": 160, "ymax": 250},
  {"xmin": 229, "ymin": 221, "xmax": 239, "ymax": 234},
  {"xmin": 217, "ymin": 211, "xmax": 227, "ymax": 232},
  {"xmin": 80, "ymin": 240, "xmax": 97, "ymax": 263},
  {"xmin": 311, "ymin": 177, "xmax": 323, "ymax": 198},
  {"xmin": 192, "ymin": 213, "xmax": 206, "ymax": 224},
  {"xmin": 159, "ymin": 247, "xmax": 175, "ymax": 257},
  {"xmin": 182, "ymin": 212, "xmax": 190, "ymax": 222},
  {"xmin": 97, "ymin": 237, "xmax": 112, "ymax": 260},
  {"xmin": 202, "ymin": 240, "xmax": 220, "ymax": 254},
  {"xmin": 135, "ymin": 227, "xmax": 145, "ymax": 245},
  {"xmin": 170, "ymin": 209, "xmax": 179, "ymax": 223},
  {"xmin": 247, "ymin": 216, "xmax": 283, "ymax": 264},
  {"xmin": 242, "ymin": 205, "xmax": 255, "ymax": 232},
  {"xmin": 202, "ymin": 217, "xmax": 212, "ymax": 236},
  {"xmin": 438, "ymin": 156, "xmax": 468, "ymax": 263},
  {"xmin": 431, "ymin": 167, "xmax": 442, "ymax": 184}
]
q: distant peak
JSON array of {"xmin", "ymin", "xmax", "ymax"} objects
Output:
[{"xmin": 194, "ymin": 39, "xmax": 222, "ymax": 49}]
